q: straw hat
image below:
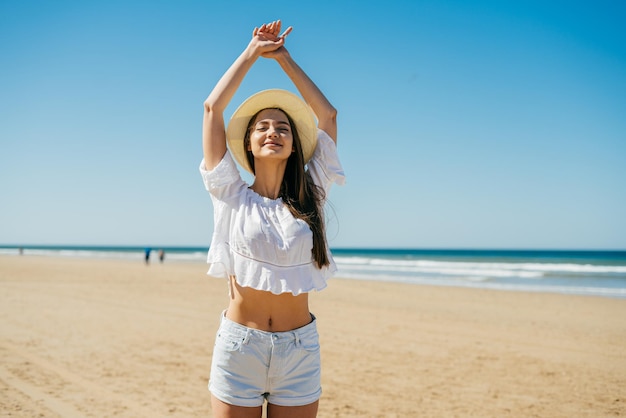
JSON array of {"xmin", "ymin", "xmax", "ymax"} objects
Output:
[{"xmin": 226, "ymin": 89, "xmax": 317, "ymax": 173}]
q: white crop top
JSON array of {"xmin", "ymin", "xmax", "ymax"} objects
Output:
[{"xmin": 199, "ymin": 129, "xmax": 345, "ymax": 296}]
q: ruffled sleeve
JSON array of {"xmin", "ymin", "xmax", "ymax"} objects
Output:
[
  {"xmin": 307, "ymin": 129, "xmax": 346, "ymax": 197},
  {"xmin": 199, "ymin": 151, "xmax": 246, "ymax": 202},
  {"xmin": 199, "ymin": 151, "xmax": 247, "ymax": 279}
]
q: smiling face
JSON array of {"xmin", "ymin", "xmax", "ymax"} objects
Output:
[{"xmin": 246, "ymin": 108, "xmax": 295, "ymax": 165}]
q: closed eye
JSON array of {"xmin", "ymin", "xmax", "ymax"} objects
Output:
[
  {"xmin": 255, "ymin": 120, "xmax": 291, "ymax": 130},
  {"xmin": 254, "ymin": 124, "xmax": 291, "ymax": 133}
]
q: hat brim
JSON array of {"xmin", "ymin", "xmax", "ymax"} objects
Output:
[{"xmin": 226, "ymin": 89, "xmax": 317, "ymax": 173}]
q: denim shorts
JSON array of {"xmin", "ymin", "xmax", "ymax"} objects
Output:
[{"xmin": 208, "ymin": 312, "xmax": 322, "ymax": 407}]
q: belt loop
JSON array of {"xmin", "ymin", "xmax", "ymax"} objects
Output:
[
  {"xmin": 242, "ymin": 329, "xmax": 251, "ymax": 345},
  {"xmin": 294, "ymin": 332, "xmax": 301, "ymax": 347}
]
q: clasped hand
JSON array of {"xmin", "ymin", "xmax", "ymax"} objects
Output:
[{"xmin": 251, "ymin": 20, "xmax": 293, "ymax": 58}]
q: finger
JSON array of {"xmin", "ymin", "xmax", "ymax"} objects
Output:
[
  {"xmin": 280, "ymin": 26, "xmax": 293, "ymax": 38},
  {"xmin": 253, "ymin": 27, "xmax": 258, "ymax": 36},
  {"xmin": 260, "ymin": 23, "xmax": 272, "ymax": 35}
]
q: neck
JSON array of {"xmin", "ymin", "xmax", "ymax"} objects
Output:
[{"xmin": 251, "ymin": 160, "xmax": 287, "ymax": 199}]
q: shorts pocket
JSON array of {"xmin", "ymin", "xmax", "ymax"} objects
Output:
[
  {"xmin": 215, "ymin": 328, "xmax": 245, "ymax": 352},
  {"xmin": 298, "ymin": 332, "xmax": 320, "ymax": 353}
]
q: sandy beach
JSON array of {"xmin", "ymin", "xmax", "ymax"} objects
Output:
[{"xmin": 1, "ymin": 255, "xmax": 625, "ymax": 417}]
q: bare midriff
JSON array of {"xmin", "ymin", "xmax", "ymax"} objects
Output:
[{"xmin": 225, "ymin": 276, "xmax": 313, "ymax": 332}]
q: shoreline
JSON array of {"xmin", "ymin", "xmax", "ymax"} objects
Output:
[
  {"xmin": 1, "ymin": 255, "xmax": 625, "ymax": 417},
  {"xmin": 2, "ymin": 249, "xmax": 626, "ymax": 300}
]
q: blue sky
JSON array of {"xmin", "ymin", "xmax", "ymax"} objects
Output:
[{"xmin": 1, "ymin": 0, "xmax": 625, "ymax": 249}]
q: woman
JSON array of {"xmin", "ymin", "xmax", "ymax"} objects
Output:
[{"xmin": 199, "ymin": 20, "xmax": 344, "ymax": 418}]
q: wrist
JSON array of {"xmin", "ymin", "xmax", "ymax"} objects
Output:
[
  {"xmin": 274, "ymin": 49, "xmax": 292, "ymax": 65},
  {"xmin": 244, "ymin": 40, "xmax": 263, "ymax": 60}
]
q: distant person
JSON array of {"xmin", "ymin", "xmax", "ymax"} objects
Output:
[
  {"xmin": 144, "ymin": 248, "xmax": 151, "ymax": 264},
  {"xmin": 199, "ymin": 20, "xmax": 344, "ymax": 418},
  {"xmin": 158, "ymin": 249, "xmax": 165, "ymax": 263}
]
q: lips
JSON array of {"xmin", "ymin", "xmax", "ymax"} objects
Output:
[{"xmin": 263, "ymin": 141, "xmax": 282, "ymax": 147}]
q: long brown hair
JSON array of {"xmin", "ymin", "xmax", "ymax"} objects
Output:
[{"xmin": 243, "ymin": 108, "xmax": 329, "ymax": 268}]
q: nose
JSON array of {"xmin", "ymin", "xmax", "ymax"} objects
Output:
[{"xmin": 266, "ymin": 125, "xmax": 279, "ymax": 138}]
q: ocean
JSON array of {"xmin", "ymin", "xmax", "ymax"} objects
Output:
[
  {"xmin": 2, "ymin": 246, "xmax": 625, "ymax": 299},
  {"xmin": 332, "ymin": 248, "xmax": 626, "ymax": 299}
]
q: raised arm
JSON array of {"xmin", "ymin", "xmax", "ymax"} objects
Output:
[
  {"xmin": 202, "ymin": 22, "xmax": 291, "ymax": 170},
  {"xmin": 259, "ymin": 24, "xmax": 337, "ymax": 143}
]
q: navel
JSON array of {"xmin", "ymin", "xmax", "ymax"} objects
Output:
[{"xmin": 268, "ymin": 317, "xmax": 273, "ymax": 328}]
